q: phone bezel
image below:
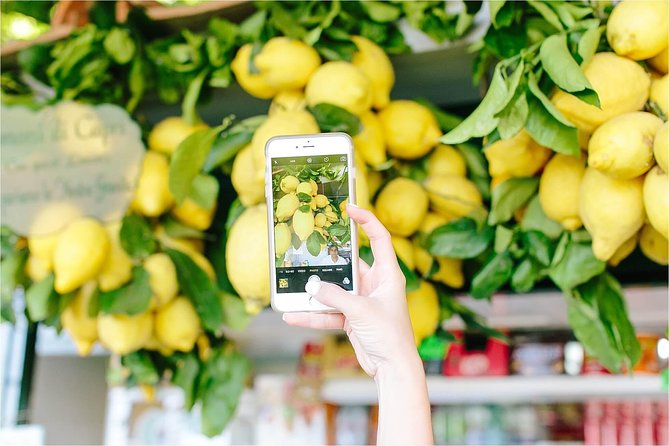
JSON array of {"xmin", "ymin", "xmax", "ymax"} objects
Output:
[{"xmin": 265, "ymin": 132, "xmax": 359, "ymax": 313}]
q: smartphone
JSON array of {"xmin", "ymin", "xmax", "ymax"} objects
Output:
[{"xmin": 265, "ymin": 132, "xmax": 359, "ymax": 312}]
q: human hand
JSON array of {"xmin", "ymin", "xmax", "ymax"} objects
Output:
[{"xmin": 282, "ymin": 204, "xmax": 419, "ymax": 379}]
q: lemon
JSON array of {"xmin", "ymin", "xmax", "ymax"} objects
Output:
[
  {"xmin": 643, "ymin": 166, "xmax": 668, "ymax": 239},
  {"xmin": 420, "ymin": 212, "xmax": 452, "ymax": 234},
  {"xmin": 608, "ymin": 234, "xmax": 638, "ymax": 267},
  {"xmin": 98, "ymin": 222, "xmax": 133, "ymax": 292},
  {"xmin": 427, "ymin": 144, "xmax": 467, "ymax": 177},
  {"xmin": 588, "ymin": 111, "xmax": 662, "ymax": 179},
  {"xmin": 275, "ymin": 193, "xmax": 300, "ymax": 221},
  {"xmin": 315, "ymin": 194, "xmax": 329, "ymax": 208},
  {"xmin": 148, "ymin": 117, "xmax": 207, "ymax": 156},
  {"xmin": 231, "ymin": 44, "xmax": 279, "ymax": 99},
  {"xmin": 53, "ymin": 218, "xmax": 110, "ymax": 294},
  {"xmin": 375, "ymin": 178, "xmax": 429, "ymax": 237},
  {"xmin": 226, "ymin": 205, "xmax": 270, "ymax": 313},
  {"xmin": 274, "ymin": 223, "xmax": 292, "ymax": 258},
  {"xmin": 27, "ymin": 234, "xmax": 58, "ymax": 272},
  {"xmin": 406, "ymin": 280, "xmax": 440, "ymax": 346},
  {"xmin": 648, "ymin": 48, "xmax": 668, "ymax": 75},
  {"xmin": 552, "ymin": 52, "xmax": 650, "ymax": 133},
  {"xmin": 295, "ymin": 182, "xmax": 313, "ymax": 196},
  {"xmin": 280, "ymin": 175, "xmax": 300, "ymax": 193},
  {"xmin": 639, "ymin": 224, "xmax": 669, "ymax": 265},
  {"xmin": 143, "ymin": 253, "xmax": 178, "ymax": 308},
  {"xmin": 353, "ymin": 111, "xmax": 387, "ymax": 167},
  {"xmin": 354, "ymin": 153, "xmax": 371, "ymax": 210},
  {"xmin": 154, "ymin": 228, "xmax": 216, "ymax": 280},
  {"xmin": 314, "ymin": 213, "xmax": 327, "ymax": 228},
  {"xmin": 61, "ymin": 282, "xmax": 98, "ymax": 356},
  {"xmin": 366, "ymin": 170, "xmax": 383, "ymax": 198},
  {"xmin": 378, "ymin": 100, "xmax": 441, "ymax": 160},
  {"xmin": 351, "ymin": 36, "xmax": 394, "ymax": 109},
  {"xmin": 98, "ymin": 312, "xmax": 153, "ymax": 355},
  {"xmin": 539, "ymin": 153, "xmax": 586, "ymax": 230},
  {"xmin": 414, "ymin": 244, "xmax": 464, "ymax": 289},
  {"xmin": 231, "ymin": 145, "xmax": 265, "ymax": 207},
  {"xmin": 171, "ymin": 197, "xmax": 216, "ymax": 231},
  {"xmin": 131, "ymin": 151, "xmax": 174, "ymax": 217},
  {"xmin": 607, "ymin": 0, "xmax": 668, "ymax": 61},
  {"xmin": 143, "ymin": 333, "xmax": 173, "ymax": 357},
  {"xmin": 25, "ymin": 255, "xmax": 50, "ymax": 282},
  {"xmin": 654, "ymin": 123, "xmax": 668, "ymax": 172},
  {"xmin": 650, "ymin": 74, "xmax": 668, "ymax": 117},
  {"xmin": 269, "ymin": 90, "xmax": 308, "ymax": 116},
  {"xmin": 391, "ymin": 236, "xmax": 415, "ymax": 270},
  {"xmin": 424, "ymin": 175, "xmax": 483, "ymax": 219},
  {"xmin": 155, "ymin": 297, "xmax": 201, "ymax": 352},
  {"xmin": 255, "ymin": 37, "xmax": 321, "ymax": 90},
  {"xmin": 293, "ymin": 209, "xmax": 316, "ymax": 241},
  {"xmin": 579, "ymin": 168, "xmax": 645, "ymax": 261},
  {"xmin": 305, "ymin": 61, "xmax": 373, "ymax": 116},
  {"xmin": 251, "ymin": 111, "xmax": 320, "ymax": 170},
  {"xmin": 485, "ymin": 130, "xmax": 552, "ymax": 178}
]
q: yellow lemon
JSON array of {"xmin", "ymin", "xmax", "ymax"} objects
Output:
[
  {"xmin": 251, "ymin": 111, "xmax": 319, "ymax": 170},
  {"xmin": 97, "ymin": 222, "xmax": 133, "ymax": 292},
  {"xmin": 25, "ymin": 255, "xmax": 50, "ymax": 282},
  {"xmin": 27, "ymin": 234, "xmax": 59, "ymax": 272},
  {"xmin": 639, "ymin": 224, "xmax": 669, "ymax": 265},
  {"xmin": 61, "ymin": 282, "xmax": 98, "ymax": 356},
  {"xmin": 171, "ymin": 197, "xmax": 216, "ymax": 231},
  {"xmin": 231, "ymin": 145, "xmax": 265, "ymax": 207},
  {"xmin": 650, "ymin": 74, "xmax": 668, "ymax": 117},
  {"xmin": 275, "ymin": 193, "xmax": 300, "ymax": 221},
  {"xmin": 231, "ymin": 44, "xmax": 279, "ymax": 99},
  {"xmin": 607, "ymin": 0, "xmax": 668, "ymax": 60},
  {"xmin": 351, "ymin": 36, "xmax": 394, "ymax": 109},
  {"xmin": 406, "ymin": 281, "xmax": 440, "ymax": 346},
  {"xmin": 53, "ymin": 218, "xmax": 110, "ymax": 294},
  {"xmin": 427, "ymin": 144, "xmax": 467, "ymax": 177},
  {"xmin": 367, "ymin": 170, "xmax": 383, "ymax": 198},
  {"xmin": 353, "ymin": 111, "xmax": 387, "ymax": 167},
  {"xmin": 608, "ymin": 234, "xmax": 638, "ymax": 267},
  {"xmin": 485, "ymin": 130, "xmax": 552, "ymax": 178},
  {"xmin": 654, "ymin": 123, "xmax": 668, "ymax": 172},
  {"xmin": 148, "ymin": 117, "xmax": 207, "ymax": 156},
  {"xmin": 305, "ymin": 61, "xmax": 373, "ymax": 115},
  {"xmin": 420, "ymin": 212, "xmax": 452, "ymax": 234},
  {"xmin": 269, "ymin": 90, "xmax": 308, "ymax": 116},
  {"xmin": 643, "ymin": 165, "xmax": 669, "ymax": 239},
  {"xmin": 414, "ymin": 244, "xmax": 465, "ymax": 289},
  {"xmin": 378, "ymin": 100, "xmax": 441, "ymax": 159},
  {"xmin": 579, "ymin": 168, "xmax": 645, "ymax": 261},
  {"xmin": 375, "ymin": 177, "xmax": 429, "ymax": 236},
  {"xmin": 155, "ymin": 297, "xmax": 201, "ymax": 352},
  {"xmin": 131, "ymin": 151, "xmax": 174, "ymax": 217},
  {"xmin": 280, "ymin": 175, "xmax": 300, "ymax": 193},
  {"xmin": 648, "ymin": 48, "xmax": 668, "ymax": 75},
  {"xmin": 539, "ymin": 153, "xmax": 586, "ymax": 230},
  {"xmin": 293, "ymin": 209, "xmax": 316, "ymax": 241},
  {"xmin": 274, "ymin": 223, "xmax": 292, "ymax": 258},
  {"xmin": 255, "ymin": 37, "xmax": 321, "ymax": 90},
  {"xmin": 552, "ymin": 52, "xmax": 650, "ymax": 133},
  {"xmin": 588, "ymin": 111, "xmax": 662, "ymax": 179},
  {"xmin": 391, "ymin": 236, "xmax": 415, "ymax": 270},
  {"xmin": 424, "ymin": 175, "xmax": 483, "ymax": 219},
  {"xmin": 314, "ymin": 212, "xmax": 327, "ymax": 228},
  {"xmin": 315, "ymin": 194, "xmax": 329, "ymax": 208},
  {"xmin": 143, "ymin": 253, "xmax": 178, "ymax": 308},
  {"xmin": 226, "ymin": 205, "xmax": 270, "ymax": 312},
  {"xmin": 98, "ymin": 312, "xmax": 153, "ymax": 355}
]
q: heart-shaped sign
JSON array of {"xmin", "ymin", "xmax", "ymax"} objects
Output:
[{"xmin": 1, "ymin": 102, "xmax": 145, "ymax": 236}]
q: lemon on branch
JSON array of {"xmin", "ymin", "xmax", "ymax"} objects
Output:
[
  {"xmin": 643, "ymin": 166, "xmax": 668, "ymax": 239},
  {"xmin": 98, "ymin": 312, "xmax": 153, "ymax": 356},
  {"xmin": 539, "ymin": 153, "xmax": 586, "ymax": 230},
  {"xmin": 607, "ymin": 0, "xmax": 668, "ymax": 61},
  {"xmin": 231, "ymin": 145, "xmax": 265, "ymax": 207},
  {"xmin": 255, "ymin": 37, "xmax": 321, "ymax": 90},
  {"xmin": 61, "ymin": 282, "xmax": 99, "ymax": 356},
  {"xmin": 406, "ymin": 281, "xmax": 440, "ymax": 347},
  {"xmin": 231, "ymin": 44, "xmax": 279, "ymax": 99},
  {"xmin": 97, "ymin": 222, "xmax": 133, "ymax": 292},
  {"xmin": 131, "ymin": 151, "xmax": 174, "ymax": 217},
  {"xmin": 351, "ymin": 36, "xmax": 394, "ymax": 110},
  {"xmin": 143, "ymin": 253, "xmax": 178, "ymax": 308},
  {"xmin": 148, "ymin": 117, "xmax": 207, "ymax": 156},
  {"xmin": 375, "ymin": 178, "xmax": 429, "ymax": 237},
  {"xmin": 378, "ymin": 100, "xmax": 440, "ymax": 160},
  {"xmin": 305, "ymin": 61, "xmax": 373, "ymax": 116},
  {"xmin": 155, "ymin": 297, "xmax": 201, "ymax": 352}
]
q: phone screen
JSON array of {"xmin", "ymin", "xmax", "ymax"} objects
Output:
[{"xmin": 270, "ymin": 154, "xmax": 353, "ymax": 294}]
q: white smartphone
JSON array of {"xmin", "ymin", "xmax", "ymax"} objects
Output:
[{"xmin": 265, "ymin": 132, "xmax": 359, "ymax": 313}]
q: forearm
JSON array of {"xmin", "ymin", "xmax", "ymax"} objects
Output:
[{"xmin": 375, "ymin": 353, "xmax": 433, "ymax": 445}]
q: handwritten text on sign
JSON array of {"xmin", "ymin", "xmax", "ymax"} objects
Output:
[{"xmin": 1, "ymin": 102, "xmax": 145, "ymax": 236}]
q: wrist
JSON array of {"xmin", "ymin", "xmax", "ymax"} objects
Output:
[{"xmin": 374, "ymin": 348, "xmax": 424, "ymax": 387}]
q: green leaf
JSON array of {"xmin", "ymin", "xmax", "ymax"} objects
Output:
[
  {"xmin": 455, "ymin": 142, "xmax": 490, "ymax": 181},
  {"xmin": 182, "ymin": 69, "xmax": 209, "ymax": 126},
  {"xmin": 297, "ymin": 192, "xmax": 312, "ymax": 202},
  {"xmin": 359, "ymin": 245, "xmax": 374, "ymax": 266},
  {"xmin": 398, "ymin": 256, "xmax": 420, "ymax": 292},
  {"xmin": 309, "ymin": 103, "xmax": 361, "ymax": 136},
  {"xmin": 25, "ymin": 274, "xmax": 55, "ymax": 321},
  {"xmin": 527, "ymin": 72, "xmax": 577, "ymax": 127},
  {"xmin": 239, "ymin": 10, "xmax": 267, "ymax": 42},
  {"xmin": 427, "ymin": 219, "xmax": 494, "ymax": 259},
  {"xmin": 103, "ymin": 28, "xmax": 135, "ymax": 65},
  {"xmin": 327, "ymin": 224, "xmax": 348, "ymax": 238},
  {"xmin": 221, "ymin": 293, "xmax": 250, "ymax": 331},
  {"xmin": 577, "ymin": 24, "xmax": 601, "ymax": 65},
  {"xmin": 441, "ymin": 63, "xmax": 509, "ymax": 144},
  {"xmin": 166, "ymin": 249, "xmax": 224, "ymax": 333},
  {"xmin": 489, "ymin": 1, "xmax": 507, "ymax": 27},
  {"xmin": 173, "ymin": 352, "xmax": 200, "ymax": 410},
  {"xmin": 470, "ymin": 252, "xmax": 513, "ymax": 299},
  {"xmin": 204, "ymin": 116, "xmax": 266, "ymax": 172},
  {"xmin": 540, "ymin": 34, "xmax": 599, "ymax": 106},
  {"xmin": 298, "ymin": 204, "xmax": 311, "ymax": 213},
  {"xmin": 494, "ymin": 226, "xmax": 514, "ymax": 254},
  {"xmin": 497, "ymin": 59, "xmax": 525, "ymax": 115},
  {"xmin": 521, "ymin": 230, "xmax": 554, "ymax": 266},
  {"xmin": 488, "ymin": 177, "xmax": 539, "ymax": 225},
  {"xmin": 99, "ymin": 267, "xmax": 152, "ymax": 315},
  {"xmin": 122, "ymin": 351, "xmax": 159, "ymax": 385},
  {"xmin": 188, "ymin": 174, "xmax": 219, "ymax": 210},
  {"xmin": 306, "ymin": 231, "xmax": 322, "ymax": 257},
  {"xmin": 549, "ymin": 239, "xmax": 605, "ymax": 291},
  {"xmin": 1, "ymin": 248, "xmax": 27, "ymax": 323},
  {"xmin": 170, "ymin": 125, "xmax": 225, "ymax": 204},
  {"xmin": 520, "ymin": 196, "xmax": 564, "ymax": 239},
  {"xmin": 510, "ymin": 258, "xmax": 541, "ymax": 293},
  {"xmin": 525, "ymin": 93, "xmax": 580, "ymax": 156},
  {"xmin": 496, "ymin": 90, "xmax": 529, "ymax": 140},
  {"xmin": 528, "ymin": 0, "xmax": 564, "ymax": 30},
  {"xmin": 362, "ymin": 1, "xmax": 401, "ymax": 22},
  {"xmin": 443, "ymin": 296, "xmax": 508, "ymax": 342},
  {"xmin": 120, "ymin": 214, "xmax": 156, "ymax": 260},
  {"xmin": 164, "ymin": 218, "xmax": 206, "ymax": 240},
  {"xmin": 268, "ymin": 3, "xmax": 307, "ymax": 39},
  {"xmin": 224, "ymin": 198, "xmax": 245, "ymax": 232},
  {"xmin": 126, "ymin": 56, "xmax": 145, "ymax": 113}
]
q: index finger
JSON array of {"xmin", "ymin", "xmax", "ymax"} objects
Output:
[{"xmin": 347, "ymin": 204, "xmax": 399, "ymax": 271}]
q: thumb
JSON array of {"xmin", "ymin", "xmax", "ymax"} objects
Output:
[{"xmin": 311, "ymin": 281, "xmax": 362, "ymax": 316}]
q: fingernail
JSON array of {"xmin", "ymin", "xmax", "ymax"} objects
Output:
[
  {"xmin": 305, "ymin": 280, "xmax": 321, "ymax": 296},
  {"xmin": 282, "ymin": 314, "xmax": 287, "ymax": 321}
]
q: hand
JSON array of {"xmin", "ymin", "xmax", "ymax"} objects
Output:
[{"xmin": 283, "ymin": 204, "xmax": 419, "ymax": 379}]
